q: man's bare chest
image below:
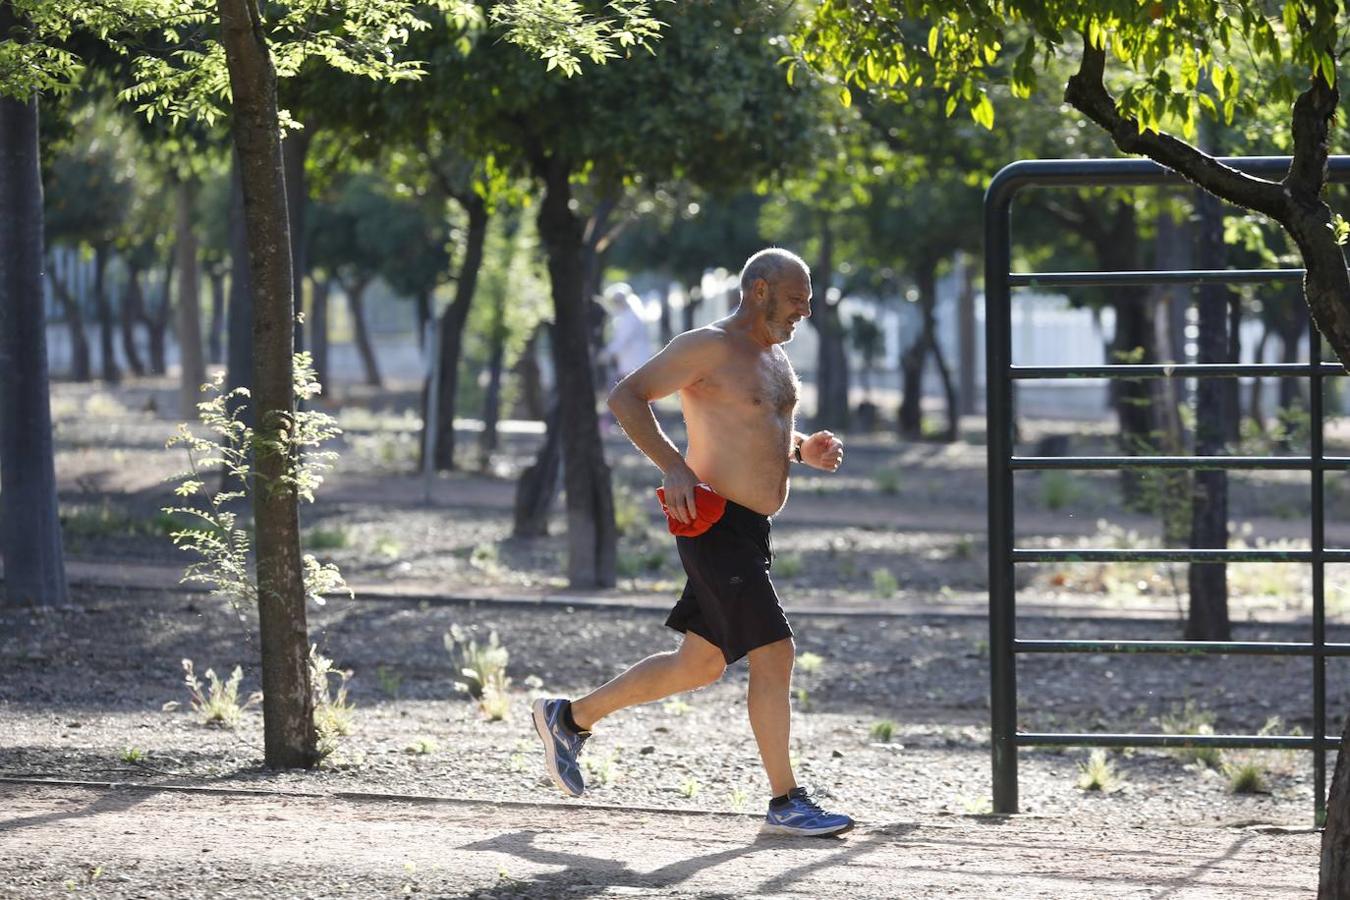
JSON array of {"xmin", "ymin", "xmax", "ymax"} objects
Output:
[{"xmin": 694, "ymin": 351, "xmax": 798, "ymax": 416}]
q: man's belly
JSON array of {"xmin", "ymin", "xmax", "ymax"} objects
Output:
[{"xmin": 685, "ymin": 445, "xmax": 790, "ymax": 517}]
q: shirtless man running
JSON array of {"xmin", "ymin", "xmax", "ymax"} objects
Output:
[{"xmin": 532, "ymin": 248, "xmax": 854, "ymax": 837}]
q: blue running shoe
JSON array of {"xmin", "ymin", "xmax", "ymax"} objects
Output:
[
  {"xmin": 762, "ymin": 787, "xmax": 855, "ymax": 837},
  {"xmin": 531, "ymin": 698, "xmax": 589, "ymax": 798}
]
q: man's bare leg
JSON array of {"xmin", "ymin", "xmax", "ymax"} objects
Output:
[
  {"xmin": 570, "ymin": 631, "xmax": 725, "ymax": 731},
  {"xmin": 747, "ymin": 637, "xmax": 797, "ymax": 797}
]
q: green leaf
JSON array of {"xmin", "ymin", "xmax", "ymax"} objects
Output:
[
  {"xmin": 839, "ymin": 85, "xmax": 852, "ymax": 107},
  {"xmin": 928, "ymin": 25, "xmax": 940, "ymax": 57}
]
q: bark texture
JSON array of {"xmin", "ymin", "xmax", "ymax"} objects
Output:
[
  {"xmin": 176, "ymin": 179, "xmax": 207, "ymax": 418},
  {"xmin": 1186, "ymin": 188, "xmax": 1231, "ymax": 642},
  {"xmin": 93, "ymin": 246, "xmax": 119, "ymax": 384},
  {"xmin": 810, "ymin": 218, "xmax": 850, "ymax": 431},
  {"xmin": 0, "ymin": 67, "xmax": 68, "ymax": 607},
  {"xmin": 48, "ymin": 253, "xmax": 90, "ymax": 381},
  {"xmin": 533, "ymin": 155, "xmax": 615, "ymax": 587},
  {"xmin": 218, "ymin": 0, "xmax": 316, "ymax": 769},
  {"xmin": 344, "ymin": 278, "xmax": 381, "ymax": 388},
  {"xmin": 429, "ymin": 194, "xmax": 487, "ymax": 471}
]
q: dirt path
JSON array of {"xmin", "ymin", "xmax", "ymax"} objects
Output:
[{"xmin": 0, "ymin": 781, "xmax": 1317, "ymax": 899}]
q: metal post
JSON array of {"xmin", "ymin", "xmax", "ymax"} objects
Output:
[{"xmin": 985, "ymin": 171, "xmax": 1018, "ymax": 814}]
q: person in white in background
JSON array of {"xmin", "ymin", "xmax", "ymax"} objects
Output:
[{"xmin": 602, "ymin": 283, "xmax": 655, "ymax": 383}]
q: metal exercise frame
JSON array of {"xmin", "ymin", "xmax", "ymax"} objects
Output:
[{"xmin": 985, "ymin": 157, "xmax": 1350, "ymax": 823}]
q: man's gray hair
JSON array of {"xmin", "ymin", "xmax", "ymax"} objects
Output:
[{"xmin": 739, "ymin": 247, "xmax": 809, "ymax": 294}]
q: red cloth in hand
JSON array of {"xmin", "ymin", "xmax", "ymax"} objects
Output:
[{"xmin": 655, "ymin": 483, "xmax": 727, "ymax": 537}]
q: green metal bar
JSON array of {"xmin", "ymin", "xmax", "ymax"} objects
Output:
[
  {"xmin": 1018, "ymin": 733, "xmax": 1341, "ymax": 751},
  {"xmin": 1013, "ymin": 548, "xmax": 1349, "ymax": 563},
  {"xmin": 1012, "ymin": 455, "xmax": 1350, "ymax": 470},
  {"xmin": 986, "ymin": 152, "xmax": 1018, "ymax": 815},
  {"xmin": 1013, "ymin": 362, "xmax": 1345, "ymax": 379},
  {"xmin": 1010, "ymin": 268, "xmax": 1303, "ymax": 287},
  {"xmin": 984, "ymin": 155, "xmax": 1350, "ymax": 825},
  {"xmin": 1014, "ymin": 639, "xmax": 1350, "ymax": 656}
]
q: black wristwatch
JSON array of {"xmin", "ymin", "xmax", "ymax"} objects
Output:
[{"xmin": 792, "ymin": 437, "xmax": 804, "ymax": 463}]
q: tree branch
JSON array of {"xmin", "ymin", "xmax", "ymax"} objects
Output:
[{"xmin": 1063, "ymin": 39, "xmax": 1285, "ymax": 219}]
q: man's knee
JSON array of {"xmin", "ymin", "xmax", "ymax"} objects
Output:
[
  {"xmin": 748, "ymin": 637, "xmax": 796, "ymax": 674},
  {"xmin": 685, "ymin": 652, "xmax": 726, "ymax": 687}
]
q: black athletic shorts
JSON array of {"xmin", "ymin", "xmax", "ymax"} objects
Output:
[{"xmin": 664, "ymin": 498, "xmax": 793, "ymax": 664}]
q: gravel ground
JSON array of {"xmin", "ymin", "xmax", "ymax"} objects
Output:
[{"xmin": 3, "ymin": 587, "xmax": 1343, "ymax": 829}]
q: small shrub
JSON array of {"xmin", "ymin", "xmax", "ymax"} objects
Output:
[
  {"xmin": 870, "ymin": 720, "xmax": 896, "ymax": 743},
  {"xmin": 662, "ymin": 698, "xmax": 692, "ymax": 717},
  {"xmin": 405, "ymin": 737, "xmax": 439, "ymax": 755},
  {"xmin": 679, "ymin": 778, "xmax": 700, "ymax": 798},
  {"xmin": 445, "ymin": 625, "xmax": 512, "ymax": 720},
  {"xmin": 173, "ymin": 659, "xmax": 260, "ymax": 728},
  {"xmin": 729, "ymin": 787, "xmax": 748, "ymax": 812},
  {"xmin": 794, "ymin": 686, "xmax": 811, "ymax": 711},
  {"xmin": 796, "ymin": 651, "xmax": 824, "ymax": 675},
  {"xmin": 873, "ymin": 468, "xmax": 901, "ymax": 495},
  {"xmin": 375, "ymin": 666, "xmax": 402, "ymax": 698},
  {"xmin": 310, "ymin": 646, "xmax": 355, "ymax": 758},
  {"xmin": 612, "ymin": 483, "xmax": 649, "ymax": 537},
  {"xmin": 306, "ymin": 527, "xmax": 350, "ymax": 551},
  {"xmin": 469, "ymin": 542, "xmax": 500, "ymax": 571},
  {"xmin": 951, "ymin": 535, "xmax": 975, "ymax": 560},
  {"xmin": 871, "ymin": 567, "xmax": 899, "ymax": 597},
  {"xmin": 373, "ymin": 536, "xmax": 403, "ymax": 559},
  {"xmin": 1157, "ymin": 700, "xmax": 1223, "ymax": 769},
  {"xmin": 1076, "ymin": 749, "xmax": 1124, "ymax": 792},
  {"xmin": 1224, "ymin": 761, "xmax": 1267, "ymax": 794},
  {"xmin": 120, "ymin": 747, "xmax": 144, "ymax": 763},
  {"xmin": 1039, "ymin": 471, "xmax": 1080, "ymax": 511},
  {"xmin": 775, "ymin": 552, "xmax": 805, "ymax": 578},
  {"xmin": 584, "ymin": 749, "xmax": 620, "ymax": 786}
]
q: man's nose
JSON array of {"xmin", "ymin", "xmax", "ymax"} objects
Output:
[{"xmin": 801, "ymin": 300, "xmax": 812, "ymax": 318}]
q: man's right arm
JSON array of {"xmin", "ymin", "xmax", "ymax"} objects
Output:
[{"xmin": 606, "ymin": 330, "xmax": 723, "ymax": 524}]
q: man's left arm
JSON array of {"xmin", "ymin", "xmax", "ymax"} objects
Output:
[{"xmin": 791, "ymin": 430, "xmax": 844, "ymax": 472}]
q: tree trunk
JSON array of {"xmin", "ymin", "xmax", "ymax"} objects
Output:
[
  {"xmin": 1249, "ymin": 322, "xmax": 1270, "ymax": 435},
  {"xmin": 534, "ymin": 154, "xmax": 616, "ymax": 587},
  {"xmin": 345, "ymin": 277, "xmax": 382, "ymax": 389},
  {"xmin": 207, "ymin": 269, "xmax": 226, "ymax": 366},
  {"xmin": 176, "ymin": 178, "xmax": 207, "ymax": 418},
  {"xmin": 899, "ymin": 261, "xmax": 936, "ymax": 439},
  {"xmin": 513, "ymin": 326, "xmax": 546, "ymax": 421},
  {"xmin": 429, "ymin": 194, "xmax": 487, "ymax": 471},
  {"xmin": 1111, "ymin": 295, "xmax": 1158, "ymax": 507},
  {"xmin": 0, "ymin": 66, "xmax": 68, "ymax": 608},
  {"xmin": 479, "ymin": 278, "xmax": 507, "ymax": 468},
  {"xmin": 218, "ymin": 0, "xmax": 316, "ymax": 769},
  {"xmin": 48, "ymin": 252, "xmax": 91, "ymax": 382},
  {"xmin": 1226, "ymin": 295, "xmax": 1243, "ymax": 445},
  {"xmin": 119, "ymin": 263, "xmax": 145, "ymax": 378},
  {"xmin": 1186, "ymin": 187, "xmax": 1231, "ymax": 642},
  {"xmin": 513, "ymin": 402, "xmax": 562, "ymax": 537},
  {"xmin": 93, "ymin": 244, "xmax": 119, "ymax": 384},
  {"xmin": 924, "ymin": 302, "xmax": 959, "ymax": 441},
  {"xmin": 226, "ymin": 151, "xmax": 254, "ymax": 427},
  {"xmin": 810, "ymin": 215, "xmax": 850, "ymax": 431},
  {"xmin": 1151, "ymin": 207, "xmax": 1192, "ymax": 547},
  {"xmin": 1325, "ymin": 712, "xmax": 1350, "ymax": 896},
  {"xmin": 281, "ymin": 125, "xmax": 309, "ymax": 353},
  {"xmin": 658, "ymin": 281, "xmax": 673, "ymax": 346},
  {"xmin": 956, "ymin": 252, "xmax": 977, "ymax": 416},
  {"xmin": 141, "ymin": 258, "xmax": 173, "ymax": 377},
  {"xmin": 310, "ymin": 275, "xmax": 330, "ymax": 388}
]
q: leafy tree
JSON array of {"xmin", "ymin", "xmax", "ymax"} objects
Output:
[
  {"xmin": 0, "ymin": 0, "xmax": 68, "ymax": 608},
  {"xmin": 796, "ymin": 3, "xmax": 1350, "ymax": 886},
  {"xmin": 430, "ymin": 0, "xmax": 813, "ymax": 586}
]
